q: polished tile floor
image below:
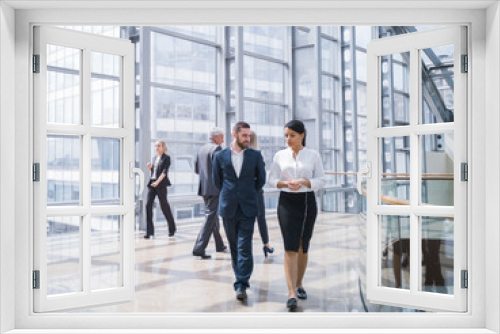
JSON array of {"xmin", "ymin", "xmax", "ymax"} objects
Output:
[{"xmin": 79, "ymin": 211, "xmax": 375, "ymax": 313}]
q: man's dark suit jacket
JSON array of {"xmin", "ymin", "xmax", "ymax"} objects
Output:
[
  {"xmin": 212, "ymin": 147, "xmax": 266, "ymax": 218},
  {"xmin": 148, "ymin": 153, "xmax": 172, "ymax": 189},
  {"xmin": 195, "ymin": 142, "xmax": 221, "ymax": 197}
]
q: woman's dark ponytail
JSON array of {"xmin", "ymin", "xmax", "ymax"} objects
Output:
[{"xmin": 285, "ymin": 119, "xmax": 306, "ymax": 146}]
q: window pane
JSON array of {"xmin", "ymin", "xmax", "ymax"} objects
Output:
[
  {"xmin": 322, "ymin": 112, "xmax": 335, "ymax": 149},
  {"xmin": 91, "ymin": 215, "xmax": 121, "ymax": 290},
  {"xmin": 322, "ymin": 149, "xmax": 334, "ymax": 171},
  {"xmin": 321, "ymin": 26, "xmax": 339, "ymax": 39},
  {"xmin": 59, "ymin": 26, "xmax": 122, "ymax": 38},
  {"xmin": 47, "ymin": 135, "xmax": 80, "ymax": 206},
  {"xmin": 421, "ymin": 44, "xmax": 454, "ymax": 124},
  {"xmin": 91, "ymin": 52, "xmax": 121, "ymax": 127},
  {"xmin": 243, "ymin": 101, "xmax": 286, "ymax": 167},
  {"xmin": 381, "ymin": 136, "xmax": 410, "ymax": 205},
  {"xmin": 358, "ymin": 117, "xmax": 367, "ymax": 151},
  {"xmin": 355, "ymin": 26, "xmax": 372, "ymax": 48},
  {"xmin": 381, "ymin": 52, "xmax": 410, "ymax": 127},
  {"xmin": 322, "ymin": 75, "xmax": 338, "ymax": 111},
  {"xmin": 244, "ymin": 26, "xmax": 286, "ymax": 60},
  {"xmin": 151, "ymin": 87, "xmax": 216, "ymax": 138},
  {"xmin": 244, "ymin": 56, "xmax": 284, "ymax": 103},
  {"xmin": 46, "ymin": 44, "xmax": 80, "ymax": 124},
  {"xmin": 356, "ymin": 50, "xmax": 367, "ymax": 82},
  {"xmin": 380, "ymin": 215, "xmax": 410, "ymax": 290},
  {"xmin": 150, "ymin": 86, "xmax": 216, "ymax": 196},
  {"xmin": 421, "ymin": 216, "xmax": 454, "ymax": 295},
  {"xmin": 421, "ymin": 133, "xmax": 454, "ymax": 206},
  {"xmin": 47, "ymin": 216, "xmax": 81, "ymax": 295},
  {"xmin": 294, "ymin": 46, "xmax": 314, "ymax": 118},
  {"xmin": 151, "ymin": 32, "xmax": 217, "ymax": 92},
  {"xmin": 321, "ymin": 38, "xmax": 338, "ymax": 75},
  {"xmin": 357, "ymin": 84, "xmax": 367, "ymax": 116},
  {"xmin": 294, "ymin": 26, "xmax": 315, "ymax": 47},
  {"xmin": 91, "ymin": 138, "xmax": 120, "ymax": 205}
]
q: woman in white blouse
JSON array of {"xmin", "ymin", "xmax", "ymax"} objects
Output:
[{"xmin": 269, "ymin": 119, "xmax": 324, "ymax": 310}]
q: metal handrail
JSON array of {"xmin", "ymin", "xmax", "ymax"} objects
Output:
[
  {"xmin": 325, "ymin": 171, "xmax": 453, "ymax": 178},
  {"xmin": 324, "ymin": 171, "xmax": 454, "ymax": 217}
]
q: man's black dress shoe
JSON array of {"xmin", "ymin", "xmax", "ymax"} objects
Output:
[
  {"xmin": 168, "ymin": 230, "xmax": 176, "ymax": 237},
  {"xmin": 192, "ymin": 252, "xmax": 211, "ymax": 259},
  {"xmin": 236, "ymin": 288, "xmax": 247, "ymax": 300},
  {"xmin": 286, "ymin": 298, "xmax": 298, "ymax": 310},
  {"xmin": 296, "ymin": 287, "xmax": 307, "ymax": 299},
  {"xmin": 144, "ymin": 234, "xmax": 153, "ymax": 239},
  {"xmin": 216, "ymin": 246, "xmax": 228, "ymax": 253}
]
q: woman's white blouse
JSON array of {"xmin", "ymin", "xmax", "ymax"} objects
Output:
[{"xmin": 268, "ymin": 147, "xmax": 324, "ymax": 192}]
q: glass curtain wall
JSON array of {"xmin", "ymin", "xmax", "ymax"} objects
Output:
[
  {"xmin": 228, "ymin": 26, "xmax": 290, "ymax": 210},
  {"xmin": 58, "ymin": 25, "xmax": 449, "ymax": 232},
  {"xmin": 125, "ymin": 26, "xmax": 220, "ymax": 229}
]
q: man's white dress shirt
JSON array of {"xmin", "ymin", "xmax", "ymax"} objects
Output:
[{"xmin": 230, "ymin": 145, "xmax": 246, "ymax": 178}]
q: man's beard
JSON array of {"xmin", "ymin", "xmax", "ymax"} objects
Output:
[{"xmin": 236, "ymin": 137, "xmax": 248, "ymax": 149}]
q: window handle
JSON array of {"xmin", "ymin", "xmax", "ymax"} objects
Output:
[
  {"xmin": 129, "ymin": 161, "xmax": 145, "ymax": 195},
  {"xmin": 356, "ymin": 162, "xmax": 371, "ymax": 195}
]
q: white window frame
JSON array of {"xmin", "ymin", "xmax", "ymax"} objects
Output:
[
  {"xmin": 365, "ymin": 26, "xmax": 468, "ymax": 312},
  {"xmin": 1, "ymin": 3, "xmax": 496, "ymax": 334},
  {"xmin": 32, "ymin": 26, "xmax": 137, "ymax": 312}
]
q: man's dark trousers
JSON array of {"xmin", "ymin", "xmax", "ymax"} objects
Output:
[
  {"xmin": 193, "ymin": 195, "xmax": 225, "ymax": 254},
  {"xmin": 222, "ymin": 206, "xmax": 256, "ymax": 290}
]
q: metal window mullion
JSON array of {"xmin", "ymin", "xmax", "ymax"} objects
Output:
[
  {"xmin": 323, "ymin": 108, "xmax": 340, "ymax": 114},
  {"xmin": 341, "ymin": 27, "xmax": 356, "ymax": 212},
  {"xmin": 350, "ymin": 27, "xmax": 360, "ymax": 183},
  {"xmin": 291, "ymin": 27, "xmax": 297, "ymax": 120},
  {"xmin": 139, "ymin": 26, "xmax": 152, "ymax": 231},
  {"xmin": 320, "ymin": 33, "xmax": 339, "ymax": 43},
  {"xmin": 312, "ymin": 27, "xmax": 323, "ymax": 154},
  {"xmin": 217, "ymin": 26, "xmax": 227, "ymax": 132},
  {"xmin": 242, "ymin": 50, "xmax": 288, "ymax": 66},
  {"xmin": 338, "ymin": 27, "xmax": 348, "ymax": 200},
  {"xmin": 81, "ymin": 47, "xmax": 92, "ymax": 294},
  {"xmin": 321, "ymin": 71, "xmax": 341, "ymax": 79},
  {"xmin": 234, "ymin": 27, "xmax": 244, "ymax": 123},
  {"xmin": 285, "ymin": 26, "xmax": 293, "ymax": 123},
  {"xmin": 293, "ymin": 43, "xmax": 315, "ymax": 50},
  {"xmin": 243, "ymin": 96, "xmax": 287, "ymax": 107},
  {"xmin": 149, "ymin": 26, "xmax": 221, "ymax": 48},
  {"xmin": 223, "ymin": 27, "xmax": 233, "ymax": 139},
  {"xmin": 312, "ymin": 27, "xmax": 325, "ymax": 209},
  {"xmin": 150, "ymin": 82, "xmax": 218, "ymax": 97},
  {"xmin": 356, "ymin": 45, "xmax": 367, "ymax": 53}
]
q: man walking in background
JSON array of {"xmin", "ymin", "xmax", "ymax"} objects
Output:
[
  {"xmin": 213, "ymin": 122, "xmax": 266, "ymax": 300},
  {"xmin": 192, "ymin": 127, "xmax": 227, "ymax": 259}
]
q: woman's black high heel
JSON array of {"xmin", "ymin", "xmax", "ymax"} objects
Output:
[{"xmin": 263, "ymin": 246, "xmax": 275, "ymax": 257}]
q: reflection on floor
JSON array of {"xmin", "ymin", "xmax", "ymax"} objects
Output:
[{"xmin": 76, "ymin": 212, "xmax": 416, "ymax": 313}]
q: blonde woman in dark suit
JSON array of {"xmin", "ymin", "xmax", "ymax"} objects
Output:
[{"xmin": 144, "ymin": 139, "xmax": 176, "ymax": 239}]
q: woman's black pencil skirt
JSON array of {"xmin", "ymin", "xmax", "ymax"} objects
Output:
[{"xmin": 277, "ymin": 191, "xmax": 318, "ymax": 253}]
